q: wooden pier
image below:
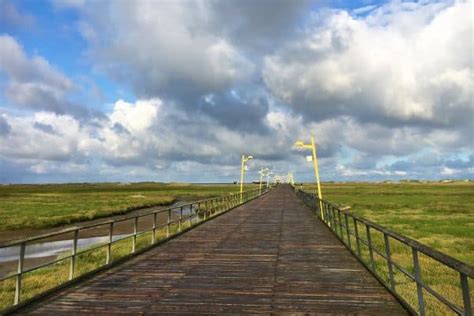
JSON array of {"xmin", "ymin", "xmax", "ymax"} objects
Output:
[{"xmin": 17, "ymin": 185, "xmax": 407, "ymax": 314}]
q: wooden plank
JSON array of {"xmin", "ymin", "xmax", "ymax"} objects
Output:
[{"xmin": 16, "ymin": 185, "xmax": 407, "ymax": 315}]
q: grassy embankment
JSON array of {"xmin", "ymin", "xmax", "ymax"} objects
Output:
[
  {"xmin": 0, "ymin": 182, "xmax": 250, "ymax": 231},
  {"xmin": 302, "ymin": 182, "xmax": 474, "ymax": 314}
]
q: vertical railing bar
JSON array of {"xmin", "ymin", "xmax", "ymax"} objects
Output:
[
  {"xmin": 327, "ymin": 204, "xmax": 332, "ymax": 228},
  {"xmin": 332, "ymin": 206, "xmax": 337, "ymax": 232},
  {"xmin": 132, "ymin": 217, "xmax": 138, "ymax": 253},
  {"xmin": 188, "ymin": 204, "xmax": 193, "ymax": 226},
  {"xmin": 332, "ymin": 207, "xmax": 337, "ymax": 233},
  {"xmin": 344, "ymin": 213, "xmax": 351, "ymax": 249},
  {"xmin": 366, "ymin": 225, "xmax": 375, "ymax": 271},
  {"xmin": 179, "ymin": 207, "xmax": 183, "ymax": 231},
  {"xmin": 337, "ymin": 209, "xmax": 343, "ymax": 238},
  {"xmin": 107, "ymin": 222, "xmax": 113, "ymax": 264},
  {"xmin": 69, "ymin": 229, "xmax": 79, "ymax": 280},
  {"xmin": 412, "ymin": 248, "xmax": 425, "ymax": 316},
  {"xmin": 14, "ymin": 241, "xmax": 26, "ymax": 305},
  {"xmin": 152, "ymin": 212, "xmax": 157, "ymax": 244},
  {"xmin": 167, "ymin": 209, "xmax": 171, "ymax": 237},
  {"xmin": 197, "ymin": 202, "xmax": 201, "ymax": 222},
  {"xmin": 323, "ymin": 202, "xmax": 331, "ymax": 227},
  {"xmin": 353, "ymin": 218, "xmax": 361, "ymax": 257},
  {"xmin": 384, "ymin": 233, "xmax": 396, "ymax": 292},
  {"xmin": 460, "ymin": 272, "xmax": 472, "ymax": 316}
]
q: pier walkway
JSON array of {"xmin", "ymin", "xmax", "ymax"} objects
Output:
[{"xmin": 18, "ymin": 185, "xmax": 406, "ymax": 314}]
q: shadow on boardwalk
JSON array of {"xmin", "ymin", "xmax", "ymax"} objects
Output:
[{"xmin": 17, "ymin": 185, "xmax": 407, "ymax": 315}]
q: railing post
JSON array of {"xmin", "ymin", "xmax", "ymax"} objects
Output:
[
  {"xmin": 197, "ymin": 202, "xmax": 201, "ymax": 221},
  {"xmin": 323, "ymin": 201, "xmax": 328, "ymax": 224},
  {"xmin": 412, "ymin": 248, "xmax": 425, "ymax": 316},
  {"xmin": 344, "ymin": 214, "xmax": 351, "ymax": 249},
  {"xmin": 14, "ymin": 242, "xmax": 26, "ymax": 305},
  {"xmin": 328, "ymin": 204, "xmax": 333, "ymax": 228},
  {"xmin": 179, "ymin": 207, "xmax": 183, "ymax": 231},
  {"xmin": 366, "ymin": 225, "xmax": 375, "ymax": 271},
  {"xmin": 460, "ymin": 272, "xmax": 472, "ymax": 316},
  {"xmin": 188, "ymin": 204, "xmax": 193, "ymax": 226},
  {"xmin": 337, "ymin": 209, "xmax": 343, "ymax": 238},
  {"xmin": 107, "ymin": 222, "xmax": 113, "ymax": 264},
  {"xmin": 324, "ymin": 203, "xmax": 328, "ymax": 224},
  {"xmin": 152, "ymin": 212, "xmax": 157, "ymax": 244},
  {"xmin": 384, "ymin": 233, "xmax": 395, "ymax": 292},
  {"xmin": 132, "ymin": 217, "xmax": 138, "ymax": 253},
  {"xmin": 353, "ymin": 218, "xmax": 361, "ymax": 257},
  {"xmin": 69, "ymin": 230, "xmax": 79, "ymax": 280},
  {"xmin": 167, "ymin": 209, "xmax": 171, "ymax": 237}
]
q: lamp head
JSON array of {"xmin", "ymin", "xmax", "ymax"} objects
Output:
[
  {"xmin": 247, "ymin": 155, "xmax": 253, "ymax": 160},
  {"xmin": 294, "ymin": 140, "xmax": 305, "ymax": 147}
]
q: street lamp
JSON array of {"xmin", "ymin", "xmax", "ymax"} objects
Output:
[
  {"xmin": 240, "ymin": 155, "xmax": 253, "ymax": 203},
  {"xmin": 295, "ymin": 135, "xmax": 324, "ymax": 220},
  {"xmin": 258, "ymin": 167, "xmax": 269, "ymax": 194}
]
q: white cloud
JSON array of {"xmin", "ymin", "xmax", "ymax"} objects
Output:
[
  {"xmin": 0, "ymin": 35, "xmax": 93, "ymax": 117},
  {"xmin": 441, "ymin": 166, "xmax": 459, "ymax": 176},
  {"xmin": 0, "ymin": 112, "xmax": 89, "ymax": 161},
  {"xmin": 263, "ymin": 0, "xmax": 473, "ymax": 128},
  {"xmin": 109, "ymin": 99, "xmax": 159, "ymax": 134},
  {"xmin": 82, "ymin": 1, "xmax": 254, "ymax": 99}
]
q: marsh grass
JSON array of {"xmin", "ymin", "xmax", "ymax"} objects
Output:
[{"xmin": 0, "ymin": 183, "xmax": 250, "ymax": 231}]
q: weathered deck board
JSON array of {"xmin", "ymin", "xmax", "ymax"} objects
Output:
[{"xmin": 17, "ymin": 185, "xmax": 407, "ymax": 315}]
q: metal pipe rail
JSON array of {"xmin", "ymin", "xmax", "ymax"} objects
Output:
[
  {"xmin": 295, "ymin": 189, "xmax": 473, "ymax": 316},
  {"xmin": 0, "ymin": 187, "xmax": 268, "ymax": 313}
]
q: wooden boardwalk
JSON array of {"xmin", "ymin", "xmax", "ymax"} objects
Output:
[{"xmin": 18, "ymin": 185, "xmax": 407, "ymax": 315}]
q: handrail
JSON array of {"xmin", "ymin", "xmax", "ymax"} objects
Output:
[
  {"xmin": 295, "ymin": 188, "xmax": 473, "ymax": 316},
  {"xmin": 0, "ymin": 186, "xmax": 270, "ymax": 313}
]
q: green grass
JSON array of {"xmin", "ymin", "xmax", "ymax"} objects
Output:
[
  {"xmin": 0, "ymin": 183, "xmax": 252, "ymax": 231},
  {"xmin": 301, "ymin": 181, "xmax": 474, "ymax": 314}
]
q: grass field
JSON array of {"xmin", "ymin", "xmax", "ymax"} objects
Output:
[{"xmin": 0, "ymin": 182, "xmax": 252, "ymax": 232}]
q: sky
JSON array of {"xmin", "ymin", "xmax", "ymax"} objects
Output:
[{"xmin": 0, "ymin": 0, "xmax": 472, "ymax": 183}]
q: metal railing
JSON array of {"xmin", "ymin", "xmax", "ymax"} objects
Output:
[
  {"xmin": 0, "ymin": 187, "xmax": 268, "ymax": 313},
  {"xmin": 295, "ymin": 189, "xmax": 473, "ymax": 316}
]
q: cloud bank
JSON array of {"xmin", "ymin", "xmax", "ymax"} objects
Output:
[{"xmin": 0, "ymin": 0, "xmax": 472, "ymax": 183}]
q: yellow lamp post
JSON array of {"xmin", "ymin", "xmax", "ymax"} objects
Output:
[
  {"xmin": 258, "ymin": 167, "xmax": 269, "ymax": 194},
  {"xmin": 295, "ymin": 135, "xmax": 324, "ymax": 220},
  {"xmin": 240, "ymin": 155, "xmax": 253, "ymax": 203}
]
